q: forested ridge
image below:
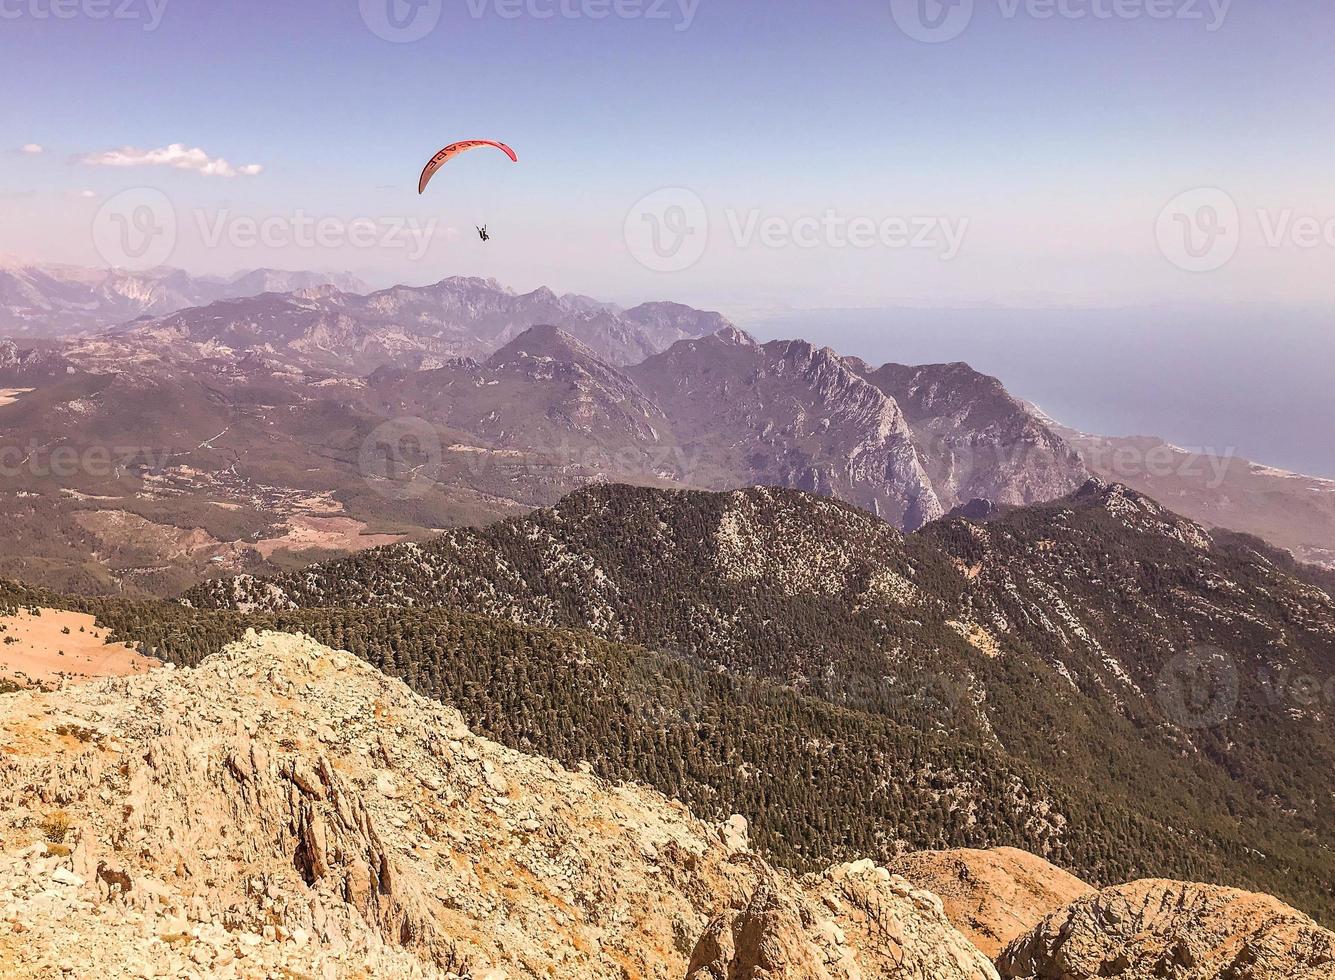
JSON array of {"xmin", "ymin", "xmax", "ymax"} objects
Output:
[
  {"xmin": 5, "ymin": 479, "xmax": 1335, "ymax": 921},
  {"xmin": 4, "ymin": 585, "xmax": 1329, "ymax": 913}
]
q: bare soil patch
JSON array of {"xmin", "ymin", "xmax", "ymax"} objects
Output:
[
  {"xmin": 252, "ymin": 515, "xmax": 407, "ymax": 559},
  {"xmin": 0, "ymin": 608, "xmax": 160, "ymax": 688}
]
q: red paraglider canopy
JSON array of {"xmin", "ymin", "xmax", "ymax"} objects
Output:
[{"xmin": 418, "ymin": 140, "xmax": 518, "ymax": 195}]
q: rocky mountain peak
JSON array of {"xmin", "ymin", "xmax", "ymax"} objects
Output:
[
  {"xmin": 484, "ymin": 325, "xmax": 647, "ymax": 403},
  {"xmin": 869, "ymin": 361, "xmax": 1008, "ymax": 419},
  {"xmin": 0, "ymin": 629, "xmax": 999, "ymax": 979},
  {"xmin": 1069, "ymin": 478, "xmax": 1213, "ymax": 547},
  {"xmin": 714, "ymin": 324, "xmax": 757, "ymax": 346},
  {"xmin": 998, "ymin": 879, "xmax": 1335, "ymax": 979},
  {"xmin": 629, "ymin": 336, "xmax": 943, "ymax": 528},
  {"xmin": 622, "ymin": 301, "xmax": 735, "ymax": 341},
  {"xmin": 487, "ymin": 323, "xmax": 599, "ymax": 365},
  {"xmin": 291, "ymin": 283, "xmax": 349, "ymax": 302},
  {"xmin": 856, "ymin": 357, "xmax": 1089, "ymax": 511},
  {"xmin": 428, "ymin": 275, "xmax": 512, "ymax": 295}
]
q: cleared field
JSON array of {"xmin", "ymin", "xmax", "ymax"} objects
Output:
[
  {"xmin": 0, "ymin": 608, "xmax": 160, "ymax": 688},
  {"xmin": 252, "ymin": 515, "xmax": 408, "ymax": 559}
]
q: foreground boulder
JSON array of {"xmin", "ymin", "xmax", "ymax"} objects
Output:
[
  {"xmin": 888, "ymin": 847, "xmax": 1094, "ymax": 958},
  {"xmin": 0, "ymin": 630, "xmax": 996, "ymax": 979},
  {"xmin": 687, "ymin": 859, "xmax": 1001, "ymax": 980},
  {"xmin": 998, "ymin": 879, "xmax": 1335, "ymax": 979}
]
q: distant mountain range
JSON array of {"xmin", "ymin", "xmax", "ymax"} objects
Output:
[
  {"xmin": 0, "ymin": 300, "xmax": 1091, "ymax": 595},
  {"xmin": 0, "ymin": 261, "xmax": 369, "ymax": 337},
  {"xmin": 109, "ymin": 276, "xmax": 733, "ymax": 371},
  {"xmin": 0, "ymin": 268, "xmax": 1330, "ymax": 599}
]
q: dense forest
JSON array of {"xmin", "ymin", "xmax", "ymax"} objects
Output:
[{"xmin": 4, "ymin": 559, "xmax": 1335, "ymax": 923}]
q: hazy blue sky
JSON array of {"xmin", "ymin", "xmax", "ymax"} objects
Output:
[{"xmin": 4, "ymin": 0, "xmax": 1335, "ymax": 313}]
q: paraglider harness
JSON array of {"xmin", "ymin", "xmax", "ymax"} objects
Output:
[{"xmin": 477, "ymin": 225, "xmax": 490, "ymax": 242}]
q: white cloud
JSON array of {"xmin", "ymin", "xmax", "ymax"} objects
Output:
[
  {"xmin": 20, "ymin": 144, "xmax": 44, "ymax": 155},
  {"xmin": 78, "ymin": 143, "xmax": 264, "ymax": 178}
]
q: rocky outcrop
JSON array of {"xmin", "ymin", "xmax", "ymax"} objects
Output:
[
  {"xmin": 687, "ymin": 860, "xmax": 1001, "ymax": 980},
  {"xmin": 630, "ymin": 331, "xmax": 944, "ymax": 529},
  {"xmin": 998, "ymin": 879, "xmax": 1335, "ymax": 979},
  {"xmin": 0, "ymin": 261, "xmax": 365, "ymax": 338},
  {"xmin": 858, "ymin": 361, "xmax": 1088, "ymax": 511},
  {"xmin": 0, "ymin": 339, "xmax": 73, "ymax": 385},
  {"xmin": 0, "ymin": 630, "xmax": 996, "ymax": 979},
  {"xmin": 622, "ymin": 301, "xmax": 736, "ymax": 354},
  {"xmin": 1055, "ymin": 422, "xmax": 1335, "ymax": 571},
  {"xmin": 888, "ymin": 847, "xmax": 1094, "ymax": 958}
]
